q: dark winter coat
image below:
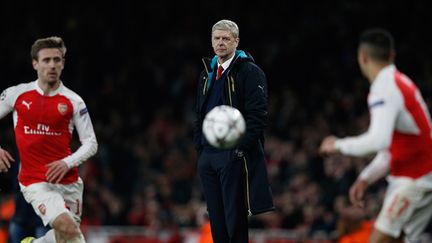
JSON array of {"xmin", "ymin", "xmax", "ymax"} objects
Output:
[{"xmin": 194, "ymin": 50, "xmax": 275, "ymax": 215}]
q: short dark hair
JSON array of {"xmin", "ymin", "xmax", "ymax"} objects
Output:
[
  {"xmin": 359, "ymin": 28, "xmax": 395, "ymax": 62},
  {"xmin": 31, "ymin": 36, "xmax": 66, "ymax": 61}
]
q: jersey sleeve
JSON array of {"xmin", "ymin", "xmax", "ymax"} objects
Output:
[
  {"xmin": 62, "ymin": 100, "xmax": 98, "ymax": 168},
  {"xmin": 358, "ymin": 150, "xmax": 390, "ymax": 184},
  {"xmin": 334, "ymin": 82, "xmax": 402, "ymax": 156},
  {"xmin": 0, "ymin": 87, "xmax": 17, "ymax": 119}
]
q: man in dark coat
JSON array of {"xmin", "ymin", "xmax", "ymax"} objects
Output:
[{"xmin": 193, "ymin": 19, "xmax": 274, "ymax": 243}]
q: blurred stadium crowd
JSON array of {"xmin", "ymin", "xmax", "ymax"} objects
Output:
[{"xmin": 0, "ymin": 0, "xmax": 431, "ymax": 241}]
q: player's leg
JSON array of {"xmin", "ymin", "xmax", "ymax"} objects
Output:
[
  {"xmin": 20, "ymin": 182, "xmax": 84, "ymax": 243},
  {"xmin": 11, "ymin": 189, "xmax": 49, "ymax": 243},
  {"xmin": 373, "ymin": 178, "xmax": 429, "ymax": 243},
  {"xmin": 51, "ymin": 212, "xmax": 83, "ymax": 242},
  {"xmin": 57, "ymin": 178, "xmax": 86, "ymax": 242},
  {"xmin": 403, "ymin": 190, "xmax": 432, "ymax": 242},
  {"xmin": 23, "ymin": 214, "xmax": 82, "ymax": 243}
]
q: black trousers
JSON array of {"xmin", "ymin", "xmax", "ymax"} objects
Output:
[{"xmin": 197, "ymin": 148, "xmax": 248, "ymax": 243}]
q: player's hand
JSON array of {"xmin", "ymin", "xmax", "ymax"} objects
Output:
[
  {"xmin": 349, "ymin": 179, "xmax": 369, "ymax": 208},
  {"xmin": 0, "ymin": 148, "xmax": 15, "ymax": 173},
  {"xmin": 46, "ymin": 160, "xmax": 69, "ymax": 183},
  {"xmin": 319, "ymin": 135, "xmax": 339, "ymax": 156}
]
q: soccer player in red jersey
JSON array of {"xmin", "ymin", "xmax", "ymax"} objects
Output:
[
  {"xmin": 320, "ymin": 29, "xmax": 432, "ymax": 243},
  {"xmin": 0, "ymin": 37, "xmax": 97, "ymax": 243}
]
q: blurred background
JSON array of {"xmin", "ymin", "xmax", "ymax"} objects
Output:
[{"xmin": 0, "ymin": 1, "xmax": 431, "ymax": 242}]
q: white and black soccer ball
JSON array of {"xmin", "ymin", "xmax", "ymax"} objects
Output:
[{"xmin": 202, "ymin": 105, "xmax": 246, "ymax": 149}]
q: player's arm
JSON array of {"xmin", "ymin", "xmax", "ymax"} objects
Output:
[
  {"xmin": 46, "ymin": 101, "xmax": 97, "ymax": 183},
  {"xmin": 333, "ymin": 90, "xmax": 400, "ymax": 156},
  {"xmin": 63, "ymin": 102, "xmax": 98, "ymax": 168},
  {"xmin": 0, "ymin": 87, "xmax": 17, "ymax": 172},
  {"xmin": 358, "ymin": 150, "xmax": 390, "ymax": 184},
  {"xmin": 349, "ymin": 150, "xmax": 390, "ymax": 207}
]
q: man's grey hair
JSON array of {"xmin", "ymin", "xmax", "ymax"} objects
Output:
[{"xmin": 212, "ymin": 20, "xmax": 239, "ymax": 38}]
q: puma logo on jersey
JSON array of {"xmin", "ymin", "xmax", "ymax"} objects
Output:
[{"xmin": 22, "ymin": 100, "xmax": 32, "ymax": 110}]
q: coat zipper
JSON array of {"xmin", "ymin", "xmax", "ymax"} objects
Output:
[
  {"xmin": 227, "ymin": 75, "xmax": 233, "ymax": 106},
  {"xmin": 243, "ymin": 156, "xmax": 252, "ymax": 216},
  {"xmin": 229, "ymin": 76, "xmax": 235, "ymax": 92},
  {"xmin": 201, "ymin": 59, "xmax": 210, "ymax": 95},
  {"xmin": 203, "ymin": 77, "xmax": 208, "ymax": 95}
]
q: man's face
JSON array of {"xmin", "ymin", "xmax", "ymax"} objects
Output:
[
  {"xmin": 212, "ymin": 30, "xmax": 239, "ymax": 61},
  {"xmin": 32, "ymin": 48, "xmax": 64, "ymax": 84}
]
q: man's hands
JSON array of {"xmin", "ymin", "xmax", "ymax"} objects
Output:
[
  {"xmin": 46, "ymin": 160, "xmax": 69, "ymax": 183},
  {"xmin": 319, "ymin": 135, "xmax": 339, "ymax": 155},
  {"xmin": 349, "ymin": 179, "xmax": 369, "ymax": 208},
  {"xmin": 0, "ymin": 148, "xmax": 15, "ymax": 173}
]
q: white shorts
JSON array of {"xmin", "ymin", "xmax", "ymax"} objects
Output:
[
  {"xmin": 375, "ymin": 176, "xmax": 432, "ymax": 240},
  {"xmin": 20, "ymin": 178, "xmax": 84, "ymax": 227}
]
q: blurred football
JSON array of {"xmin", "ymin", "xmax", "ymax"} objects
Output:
[{"xmin": 202, "ymin": 105, "xmax": 246, "ymax": 149}]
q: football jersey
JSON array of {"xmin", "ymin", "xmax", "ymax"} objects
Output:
[
  {"xmin": 335, "ymin": 65, "xmax": 432, "ymax": 179},
  {"xmin": 0, "ymin": 80, "xmax": 97, "ymax": 186}
]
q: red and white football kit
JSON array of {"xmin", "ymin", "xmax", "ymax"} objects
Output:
[
  {"xmin": 334, "ymin": 65, "xmax": 432, "ymax": 240},
  {"xmin": 0, "ymin": 80, "xmax": 97, "ymax": 225}
]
